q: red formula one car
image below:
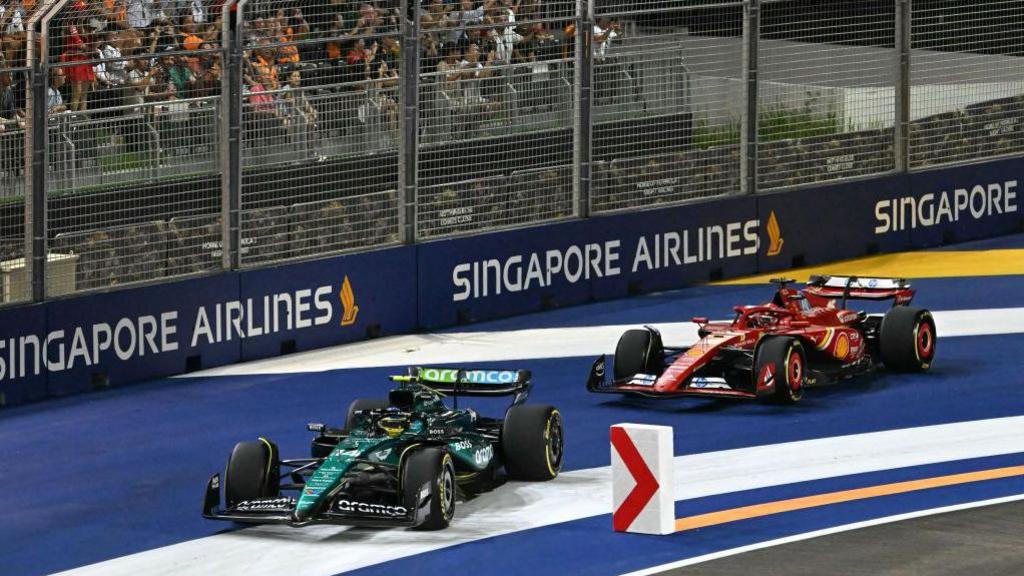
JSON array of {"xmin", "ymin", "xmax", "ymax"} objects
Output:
[{"xmin": 586, "ymin": 275, "xmax": 936, "ymax": 403}]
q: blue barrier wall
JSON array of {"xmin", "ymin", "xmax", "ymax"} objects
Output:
[
  {"xmin": 237, "ymin": 247, "xmax": 418, "ymax": 361},
  {"xmin": 0, "ymin": 304, "xmax": 49, "ymax": 406},
  {"xmin": 756, "ymin": 174, "xmax": 913, "ymax": 272},
  {"xmin": 418, "ymin": 195, "xmax": 760, "ymax": 328},
  {"xmin": 904, "ymin": 158, "xmax": 1023, "ymax": 246},
  {"xmin": 0, "ymin": 246, "xmax": 416, "ymax": 406},
  {"xmin": 45, "ymin": 274, "xmax": 243, "ymax": 399},
  {"xmin": 1, "ymin": 159, "xmax": 1021, "ymax": 407}
]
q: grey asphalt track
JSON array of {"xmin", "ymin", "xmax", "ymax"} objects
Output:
[{"xmin": 661, "ymin": 500, "xmax": 1024, "ymax": 576}]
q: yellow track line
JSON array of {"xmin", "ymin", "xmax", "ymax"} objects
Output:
[
  {"xmin": 715, "ymin": 249, "xmax": 1024, "ymax": 285},
  {"xmin": 676, "ymin": 465, "xmax": 1024, "ymax": 532}
]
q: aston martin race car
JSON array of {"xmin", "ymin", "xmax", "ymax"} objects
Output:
[
  {"xmin": 203, "ymin": 367, "xmax": 563, "ymax": 529},
  {"xmin": 587, "ymin": 275, "xmax": 936, "ymax": 403}
]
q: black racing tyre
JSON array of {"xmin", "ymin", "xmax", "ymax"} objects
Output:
[
  {"xmin": 754, "ymin": 337, "xmax": 806, "ymax": 404},
  {"xmin": 224, "ymin": 438, "xmax": 281, "ymax": 507},
  {"xmin": 343, "ymin": 398, "xmax": 389, "ymax": 432},
  {"xmin": 403, "ymin": 447, "xmax": 456, "ymax": 530},
  {"xmin": 880, "ymin": 306, "xmax": 936, "ymax": 372},
  {"xmin": 502, "ymin": 404, "xmax": 563, "ymax": 481},
  {"xmin": 613, "ymin": 328, "xmax": 664, "ymax": 380}
]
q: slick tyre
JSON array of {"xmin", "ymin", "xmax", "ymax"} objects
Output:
[
  {"xmin": 343, "ymin": 398, "xmax": 389, "ymax": 432},
  {"xmin": 502, "ymin": 404, "xmax": 563, "ymax": 481},
  {"xmin": 613, "ymin": 328, "xmax": 664, "ymax": 380},
  {"xmin": 880, "ymin": 306, "xmax": 936, "ymax": 372},
  {"xmin": 403, "ymin": 447, "xmax": 456, "ymax": 530},
  {"xmin": 754, "ymin": 337, "xmax": 806, "ymax": 404},
  {"xmin": 224, "ymin": 438, "xmax": 281, "ymax": 507}
]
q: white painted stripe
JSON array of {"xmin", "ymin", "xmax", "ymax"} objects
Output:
[
  {"xmin": 620, "ymin": 494, "xmax": 1024, "ymax": 576},
  {"xmin": 180, "ymin": 307, "xmax": 1024, "ymax": 377},
  {"xmin": 56, "ymin": 416, "xmax": 1024, "ymax": 576}
]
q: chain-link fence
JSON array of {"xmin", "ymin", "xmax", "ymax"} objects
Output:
[
  {"xmin": 590, "ymin": 1, "xmax": 741, "ymax": 213},
  {"xmin": 1, "ymin": 1, "xmax": 1022, "ymax": 304},
  {"xmin": 756, "ymin": 0, "xmax": 896, "ymax": 190},
  {"xmin": 40, "ymin": 0, "xmax": 226, "ymax": 296},
  {"xmin": 414, "ymin": 0, "xmax": 577, "ymax": 238},
  {"xmin": 909, "ymin": 1, "xmax": 1024, "ymax": 168},
  {"xmin": 0, "ymin": 65, "xmax": 27, "ymax": 200},
  {"xmin": 1, "ymin": 5, "xmax": 32, "ymax": 304},
  {"xmin": 237, "ymin": 0, "xmax": 402, "ymax": 267}
]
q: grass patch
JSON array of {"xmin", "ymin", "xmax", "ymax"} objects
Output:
[
  {"xmin": 693, "ymin": 120, "xmax": 740, "ymax": 149},
  {"xmin": 759, "ymin": 105, "xmax": 842, "ymax": 141},
  {"xmin": 99, "ymin": 152, "xmax": 149, "ymax": 173},
  {"xmin": 693, "ymin": 106, "xmax": 844, "ymax": 149}
]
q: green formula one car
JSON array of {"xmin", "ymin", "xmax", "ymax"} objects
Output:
[{"xmin": 202, "ymin": 367, "xmax": 563, "ymax": 530}]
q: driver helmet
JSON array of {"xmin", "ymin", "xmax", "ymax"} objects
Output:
[{"xmin": 377, "ymin": 407, "xmax": 411, "ymax": 438}]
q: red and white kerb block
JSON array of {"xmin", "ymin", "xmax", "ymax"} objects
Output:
[{"xmin": 610, "ymin": 423, "xmax": 674, "ymax": 535}]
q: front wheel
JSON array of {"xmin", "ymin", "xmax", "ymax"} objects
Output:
[
  {"xmin": 613, "ymin": 328, "xmax": 664, "ymax": 380},
  {"xmin": 502, "ymin": 404, "xmax": 563, "ymax": 481},
  {"xmin": 224, "ymin": 438, "xmax": 281, "ymax": 508},
  {"xmin": 754, "ymin": 337, "xmax": 806, "ymax": 404},
  {"xmin": 403, "ymin": 447, "xmax": 456, "ymax": 530}
]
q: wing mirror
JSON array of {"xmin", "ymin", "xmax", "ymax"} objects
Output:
[{"xmin": 691, "ymin": 316, "xmax": 708, "ymax": 325}]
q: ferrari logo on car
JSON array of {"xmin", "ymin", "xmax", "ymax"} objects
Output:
[
  {"xmin": 340, "ymin": 276, "xmax": 359, "ymax": 326},
  {"xmin": 766, "ymin": 211, "xmax": 784, "ymax": 256}
]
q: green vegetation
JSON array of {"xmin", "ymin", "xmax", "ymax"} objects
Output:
[
  {"xmin": 758, "ymin": 106, "xmax": 842, "ymax": 142},
  {"xmin": 692, "ymin": 106, "xmax": 844, "ymax": 150},
  {"xmin": 99, "ymin": 152, "xmax": 149, "ymax": 173},
  {"xmin": 693, "ymin": 120, "xmax": 740, "ymax": 149}
]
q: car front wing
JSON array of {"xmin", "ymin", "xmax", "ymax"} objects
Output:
[{"xmin": 201, "ymin": 473, "xmax": 431, "ymax": 528}]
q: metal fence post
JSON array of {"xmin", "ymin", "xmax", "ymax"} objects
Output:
[
  {"xmin": 221, "ymin": 0, "xmax": 243, "ymax": 270},
  {"xmin": 575, "ymin": 0, "xmax": 593, "ymax": 218},
  {"xmin": 895, "ymin": 0, "xmax": 911, "ymax": 172},
  {"xmin": 740, "ymin": 0, "xmax": 759, "ymax": 195},
  {"xmin": 25, "ymin": 13, "xmax": 51, "ymax": 302},
  {"xmin": 400, "ymin": 0, "xmax": 419, "ymax": 243}
]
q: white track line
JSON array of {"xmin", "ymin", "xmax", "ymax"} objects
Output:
[
  {"xmin": 182, "ymin": 307, "xmax": 1024, "ymax": 377},
  {"xmin": 621, "ymin": 494, "xmax": 1024, "ymax": 576},
  {"xmin": 57, "ymin": 416, "xmax": 1024, "ymax": 576}
]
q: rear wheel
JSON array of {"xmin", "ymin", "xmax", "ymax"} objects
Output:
[
  {"xmin": 403, "ymin": 447, "xmax": 456, "ymax": 530},
  {"xmin": 754, "ymin": 337, "xmax": 806, "ymax": 404},
  {"xmin": 343, "ymin": 398, "xmax": 388, "ymax": 432},
  {"xmin": 502, "ymin": 404, "xmax": 563, "ymax": 481},
  {"xmin": 613, "ymin": 328, "xmax": 664, "ymax": 380},
  {"xmin": 224, "ymin": 438, "xmax": 280, "ymax": 507},
  {"xmin": 880, "ymin": 306, "xmax": 936, "ymax": 372}
]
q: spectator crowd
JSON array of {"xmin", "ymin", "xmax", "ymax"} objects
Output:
[
  {"xmin": 0, "ymin": 0, "xmax": 608, "ymax": 126},
  {"xmin": 0, "ymin": 0, "xmax": 618, "ymax": 187}
]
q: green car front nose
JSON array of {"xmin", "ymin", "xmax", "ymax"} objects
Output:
[{"xmin": 294, "ymin": 451, "xmax": 359, "ymax": 521}]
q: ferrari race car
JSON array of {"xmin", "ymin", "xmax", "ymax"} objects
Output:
[
  {"xmin": 587, "ymin": 275, "xmax": 936, "ymax": 403},
  {"xmin": 203, "ymin": 367, "xmax": 563, "ymax": 529}
]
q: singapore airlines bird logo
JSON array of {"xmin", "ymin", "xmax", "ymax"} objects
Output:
[
  {"xmin": 766, "ymin": 211, "xmax": 784, "ymax": 256},
  {"xmin": 340, "ymin": 276, "xmax": 359, "ymax": 326}
]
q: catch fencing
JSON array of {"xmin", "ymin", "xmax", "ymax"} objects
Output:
[{"xmin": 1, "ymin": 0, "xmax": 1021, "ymax": 303}]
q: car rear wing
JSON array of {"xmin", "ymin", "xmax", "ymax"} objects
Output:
[
  {"xmin": 390, "ymin": 367, "xmax": 532, "ymax": 405},
  {"xmin": 803, "ymin": 275, "xmax": 915, "ymax": 306}
]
